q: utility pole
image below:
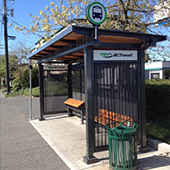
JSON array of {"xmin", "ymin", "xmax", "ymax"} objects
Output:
[{"xmin": 3, "ymin": 0, "xmax": 10, "ymax": 93}]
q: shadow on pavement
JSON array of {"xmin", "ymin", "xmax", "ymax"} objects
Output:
[{"xmin": 138, "ymin": 154, "xmax": 170, "ymax": 170}]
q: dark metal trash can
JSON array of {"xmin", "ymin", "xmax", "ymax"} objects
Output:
[{"xmin": 106, "ymin": 122, "xmax": 139, "ymax": 170}]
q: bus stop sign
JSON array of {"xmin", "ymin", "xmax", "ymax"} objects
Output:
[{"xmin": 86, "ymin": 2, "xmax": 107, "ymax": 25}]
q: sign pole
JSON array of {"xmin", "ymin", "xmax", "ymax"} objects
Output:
[
  {"xmin": 84, "ymin": 2, "xmax": 107, "ymax": 164},
  {"xmin": 86, "ymin": 2, "xmax": 107, "ymax": 41},
  {"xmin": 29, "ymin": 60, "xmax": 32, "ymax": 120},
  {"xmin": 94, "ymin": 25, "xmax": 99, "ymax": 40}
]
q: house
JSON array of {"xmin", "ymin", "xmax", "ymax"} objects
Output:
[{"xmin": 145, "ymin": 61, "xmax": 170, "ymax": 79}]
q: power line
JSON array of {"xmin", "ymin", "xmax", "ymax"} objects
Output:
[{"xmin": 9, "ymin": 19, "xmax": 45, "ymax": 38}]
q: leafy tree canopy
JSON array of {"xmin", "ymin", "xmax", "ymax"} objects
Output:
[
  {"xmin": 0, "ymin": 40, "xmax": 31, "ymax": 79},
  {"xmin": 13, "ymin": 0, "xmax": 170, "ymax": 60},
  {"xmin": 0, "ymin": 55, "xmax": 18, "ymax": 79}
]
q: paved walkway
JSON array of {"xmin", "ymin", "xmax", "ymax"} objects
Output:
[
  {"xmin": 0, "ymin": 93, "xmax": 170, "ymax": 170},
  {"xmin": 0, "ymin": 93, "xmax": 69, "ymax": 170}
]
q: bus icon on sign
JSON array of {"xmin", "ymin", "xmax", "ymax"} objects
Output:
[
  {"xmin": 86, "ymin": 2, "xmax": 107, "ymax": 25},
  {"xmin": 92, "ymin": 6, "xmax": 102, "ymax": 20}
]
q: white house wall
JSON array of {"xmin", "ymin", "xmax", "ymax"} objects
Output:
[{"xmin": 145, "ymin": 61, "xmax": 170, "ymax": 79}]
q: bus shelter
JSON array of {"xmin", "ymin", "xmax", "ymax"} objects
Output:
[{"xmin": 27, "ymin": 25, "xmax": 166, "ymax": 164}]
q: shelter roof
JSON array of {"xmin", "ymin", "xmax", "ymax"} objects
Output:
[{"xmin": 27, "ymin": 25, "xmax": 167, "ymax": 63}]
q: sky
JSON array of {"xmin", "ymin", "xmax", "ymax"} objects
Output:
[
  {"xmin": 0, "ymin": 0, "xmax": 52, "ymax": 54},
  {"xmin": 0, "ymin": 0, "xmax": 170, "ymax": 60}
]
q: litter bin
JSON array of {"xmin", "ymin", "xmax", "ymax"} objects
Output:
[{"xmin": 106, "ymin": 121, "xmax": 138, "ymax": 170}]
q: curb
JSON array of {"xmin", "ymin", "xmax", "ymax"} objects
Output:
[{"xmin": 148, "ymin": 139, "xmax": 170, "ymax": 153}]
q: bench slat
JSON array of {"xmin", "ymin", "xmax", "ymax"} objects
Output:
[
  {"xmin": 95, "ymin": 109, "xmax": 133, "ymax": 128},
  {"xmin": 64, "ymin": 98, "xmax": 84, "ymax": 108}
]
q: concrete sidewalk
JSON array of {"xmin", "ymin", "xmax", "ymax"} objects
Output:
[
  {"xmin": 30, "ymin": 116, "xmax": 170, "ymax": 170},
  {"xmin": 1, "ymin": 93, "xmax": 170, "ymax": 170},
  {"xmin": 0, "ymin": 93, "xmax": 69, "ymax": 170}
]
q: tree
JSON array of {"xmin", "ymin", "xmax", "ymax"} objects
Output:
[
  {"xmin": 9, "ymin": 40, "xmax": 31, "ymax": 75},
  {"xmin": 0, "ymin": 55, "xmax": 6, "ymax": 78},
  {"xmin": 0, "ymin": 54, "xmax": 18, "ymax": 80},
  {"xmin": 12, "ymin": 66, "xmax": 39, "ymax": 91},
  {"xmin": 13, "ymin": 0, "xmax": 170, "ymax": 59},
  {"xmin": 145, "ymin": 53, "xmax": 152, "ymax": 62},
  {"xmin": 8, "ymin": 41, "xmax": 39, "ymax": 90}
]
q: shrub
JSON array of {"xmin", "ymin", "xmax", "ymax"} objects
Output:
[
  {"xmin": 5, "ymin": 87, "xmax": 39, "ymax": 98},
  {"xmin": 12, "ymin": 69, "xmax": 29, "ymax": 91},
  {"xmin": 32, "ymin": 87, "xmax": 39, "ymax": 97},
  {"xmin": 5, "ymin": 88, "xmax": 25, "ymax": 98},
  {"xmin": 12, "ymin": 66, "xmax": 39, "ymax": 91},
  {"xmin": 145, "ymin": 79, "xmax": 170, "ymax": 128},
  {"xmin": 24, "ymin": 87, "xmax": 39, "ymax": 97},
  {"xmin": 32, "ymin": 66, "xmax": 39, "ymax": 88},
  {"xmin": 145, "ymin": 79, "xmax": 170, "ymax": 143}
]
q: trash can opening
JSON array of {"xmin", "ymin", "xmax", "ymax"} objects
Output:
[{"xmin": 116, "ymin": 126, "xmax": 126, "ymax": 130}]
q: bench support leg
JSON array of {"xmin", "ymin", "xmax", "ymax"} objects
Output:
[
  {"xmin": 81, "ymin": 108, "xmax": 84, "ymax": 124},
  {"xmin": 67, "ymin": 108, "xmax": 74, "ymax": 116}
]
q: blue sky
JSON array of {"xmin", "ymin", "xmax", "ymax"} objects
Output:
[{"xmin": 0, "ymin": 0, "xmax": 52, "ymax": 53}]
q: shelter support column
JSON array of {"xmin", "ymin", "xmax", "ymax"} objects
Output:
[
  {"xmin": 39, "ymin": 63, "xmax": 44, "ymax": 121},
  {"xmin": 139, "ymin": 48, "xmax": 150, "ymax": 152},
  {"xmin": 68, "ymin": 63, "xmax": 72, "ymax": 98},
  {"xmin": 83, "ymin": 48, "xmax": 98, "ymax": 164},
  {"xmin": 67, "ymin": 63, "xmax": 73, "ymax": 116}
]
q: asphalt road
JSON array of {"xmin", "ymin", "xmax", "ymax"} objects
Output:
[{"xmin": 0, "ymin": 93, "xmax": 70, "ymax": 170}]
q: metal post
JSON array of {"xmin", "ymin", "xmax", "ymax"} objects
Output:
[
  {"xmin": 83, "ymin": 48, "xmax": 98, "ymax": 164},
  {"xmin": 68, "ymin": 63, "xmax": 72, "ymax": 98},
  {"xmin": 39, "ymin": 63, "xmax": 44, "ymax": 121},
  {"xmin": 137, "ymin": 49, "xmax": 142, "ymax": 145},
  {"xmin": 67, "ymin": 63, "xmax": 73, "ymax": 116},
  {"xmin": 3, "ymin": 0, "xmax": 10, "ymax": 93},
  {"xmin": 29, "ymin": 60, "xmax": 32, "ymax": 120},
  {"xmin": 94, "ymin": 25, "xmax": 98, "ymax": 40},
  {"xmin": 79, "ymin": 62, "xmax": 82, "ymax": 101},
  {"xmin": 139, "ymin": 48, "xmax": 150, "ymax": 152}
]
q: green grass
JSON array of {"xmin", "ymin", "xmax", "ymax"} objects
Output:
[
  {"xmin": 146, "ymin": 121, "xmax": 170, "ymax": 144},
  {"xmin": 4, "ymin": 87, "xmax": 39, "ymax": 98},
  {"xmin": 24, "ymin": 87, "xmax": 39, "ymax": 97},
  {"xmin": 0, "ymin": 88, "xmax": 6, "ymax": 92}
]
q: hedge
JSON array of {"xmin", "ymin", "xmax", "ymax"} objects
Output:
[
  {"xmin": 145, "ymin": 79, "xmax": 170, "ymax": 143},
  {"xmin": 145, "ymin": 79, "xmax": 170, "ymax": 128}
]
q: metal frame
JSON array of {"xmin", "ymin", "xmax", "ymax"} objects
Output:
[
  {"xmin": 71, "ymin": 62, "xmax": 85, "ymax": 101},
  {"xmin": 93, "ymin": 60, "xmax": 138, "ymax": 151},
  {"xmin": 39, "ymin": 63, "xmax": 69, "ymax": 119},
  {"xmin": 138, "ymin": 48, "xmax": 149, "ymax": 151},
  {"xmin": 39, "ymin": 63, "xmax": 44, "ymax": 121},
  {"xmin": 39, "ymin": 40, "xmax": 93, "ymax": 64},
  {"xmin": 66, "ymin": 105, "xmax": 85, "ymax": 124},
  {"xmin": 28, "ymin": 25, "xmax": 167, "ymax": 164},
  {"xmin": 68, "ymin": 63, "xmax": 73, "ymax": 99},
  {"xmin": 83, "ymin": 48, "xmax": 98, "ymax": 164}
]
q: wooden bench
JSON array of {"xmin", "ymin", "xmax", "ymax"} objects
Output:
[
  {"xmin": 95, "ymin": 109, "xmax": 133, "ymax": 128},
  {"xmin": 64, "ymin": 98, "xmax": 85, "ymax": 124}
]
